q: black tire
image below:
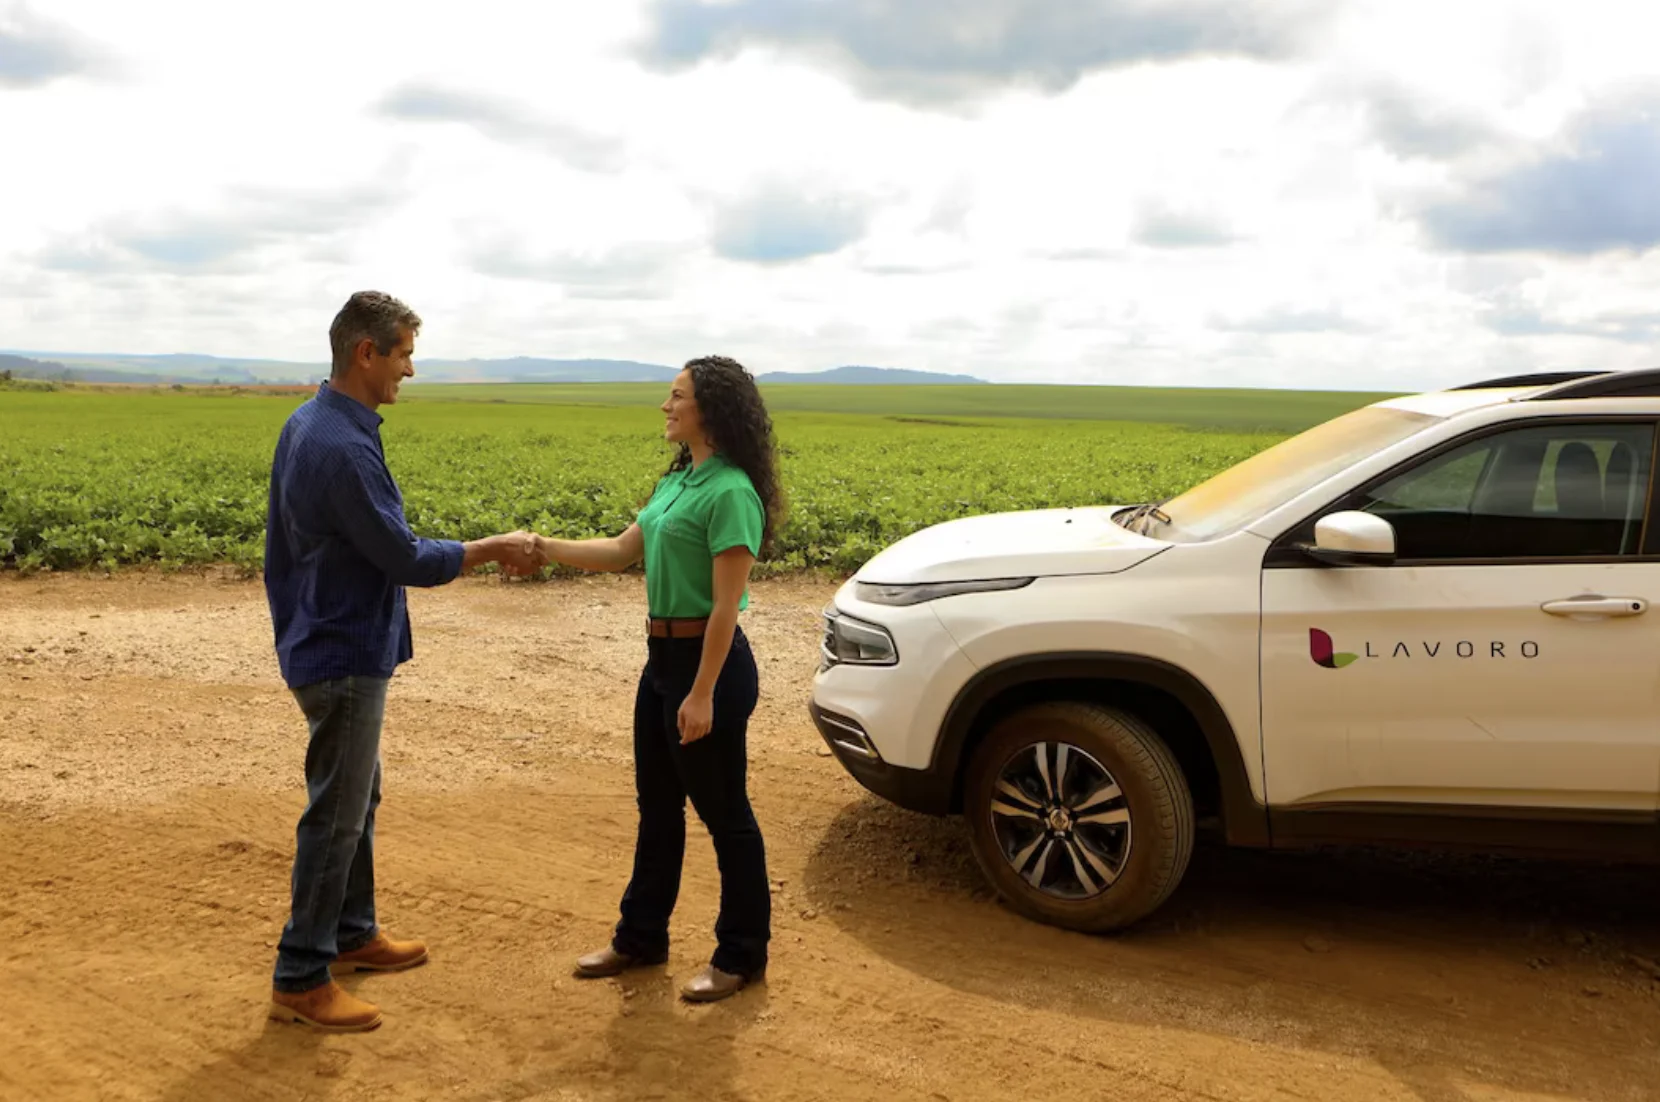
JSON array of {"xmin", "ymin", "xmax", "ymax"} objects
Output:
[{"xmin": 963, "ymin": 702, "xmax": 1194, "ymax": 933}]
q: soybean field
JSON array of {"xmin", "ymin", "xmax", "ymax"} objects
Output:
[{"xmin": 0, "ymin": 382, "xmax": 1386, "ymax": 574}]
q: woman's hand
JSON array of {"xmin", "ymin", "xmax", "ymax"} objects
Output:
[
  {"xmin": 680, "ymin": 545, "xmax": 752, "ymax": 744},
  {"xmin": 500, "ymin": 533, "xmax": 545, "ymax": 576},
  {"xmin": 522, "ymin": 525, "xmax": 643, "ymax": 574},
  {"xmin": 677, "ymin": 689, "xmax": 714, "ymax": 745}
]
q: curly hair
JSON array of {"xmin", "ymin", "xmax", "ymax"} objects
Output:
[{"xmin": 666, "ymin": 355, "xmax": 786, "ymax": 556}]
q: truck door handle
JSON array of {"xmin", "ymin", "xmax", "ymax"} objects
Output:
[{"xmin": 1540, "ymin": 596, "xmax": 1647, "ymax": 619}]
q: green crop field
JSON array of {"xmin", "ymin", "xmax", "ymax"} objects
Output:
[
  {"xmin": 401, "ymin": 381, "xmax": 1400, "ymax": 433},
  {"xmin": 0, "ymin": 382, "xmax": 1385, "ymax": 575}
]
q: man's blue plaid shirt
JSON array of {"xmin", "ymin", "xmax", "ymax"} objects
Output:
[{"xmin": 264, "ymin": 382, "xmax": 464, "ymax": 689}]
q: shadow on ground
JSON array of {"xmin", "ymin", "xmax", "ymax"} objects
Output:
[
  {"xmin": 154, "ymin": 973, "xmax": 773, "ymax": 1102},
  {"xmin": 801, "ymin": 795, "xmax": 1660, "ymax": 1102}
]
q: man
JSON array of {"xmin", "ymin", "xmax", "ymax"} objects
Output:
[{"xmin": 263, "ymin": 290, "xmax": 537, "ymax": 1032}]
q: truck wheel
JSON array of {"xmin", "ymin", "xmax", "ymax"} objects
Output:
[{"xmin": 963, "ymin": 702, "xmax": 1194, "ymax": 933}]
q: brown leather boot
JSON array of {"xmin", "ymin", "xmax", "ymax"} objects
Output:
[
  {"xmin": 330, "ymin": 932, "xmax": 428, "ymax": 975},
  {"xmin": 573, "ymin": 945, "xmax": 668, "ymax": 978},
  {"xmin": 679, "ymin": 964, "xmax": 763, "ymax": 1003},
  {"xmin": 269, "ymin": 981, "xmax": 383, "ymax": 1032}
]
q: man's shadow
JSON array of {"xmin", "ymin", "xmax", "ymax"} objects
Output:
[{"xmin": 151, "ymin": 1016, "xmax": 338, "ymax": 1102}]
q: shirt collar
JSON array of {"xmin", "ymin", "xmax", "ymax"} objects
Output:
[
  {"xmin": 683, "ymin": 452, "xmax": 728, "ymax": 486},
  {"xmin": 316, "ymin": 380, "xmax": 384, "ymax": 432}
]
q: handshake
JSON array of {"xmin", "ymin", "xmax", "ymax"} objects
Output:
[{"xmin": 471, "ymin": 530, "xmax": 550, "ymax": 577}]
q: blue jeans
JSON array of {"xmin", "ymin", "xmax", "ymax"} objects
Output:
[
  {"xmin": 612, "ymin": 628, "xmax": 770, "ymax": 977},
  {"xmin": 272, "ymin": 675, "xmax": 387, "ymax": 994}
]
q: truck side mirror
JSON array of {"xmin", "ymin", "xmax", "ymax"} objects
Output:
[{"xmin": 1301, "ymin": 511, "xmax": 1396, "ymax": 567}]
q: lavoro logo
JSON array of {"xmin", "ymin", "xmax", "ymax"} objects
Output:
[
  {"xmin": 1308, "ymin": 628, "xmax": 1358, "ymax": 669},
  {"xmin": 1309, "ymin": 627, "xmax": 1540, "ymax": 669}
]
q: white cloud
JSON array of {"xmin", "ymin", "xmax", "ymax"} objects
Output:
[
  {"xmin": 376, "ymin": 83, "xmax": 628, "ymax": 172},
  {"xmin": 3, "ymin": 0, "xmax": 1660, "ymax": 390},
  {"xmin": 635, "ymin": 0, "xmax": 1331, "ymax": 109},
  {"xmin": 0, "ymin": 3, "xmax": 111, "ymax": 88},
  {"xmin": 1418, "ymin": 87, "xmax": 1660, "ymax": 255},
  {"xmin": 710, "ymin": 183, "xmax": 874, "ymax": 263}
]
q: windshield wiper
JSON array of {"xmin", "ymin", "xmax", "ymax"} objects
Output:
[{"xmin": 1117, "ymin": 501, "xmax": 1172, "ymax": 534}]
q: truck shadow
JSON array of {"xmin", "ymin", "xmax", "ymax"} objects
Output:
[{"xmin": 801, "ymin": 795, "xmax": 1660, "ymax": 1102}]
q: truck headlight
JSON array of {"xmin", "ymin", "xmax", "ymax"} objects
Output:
[
  {"xmin": 821, "ymin": 609, "xmax": 898, "ymax": 667},
  {"xmin": 855, "ymin": 577, "xmax": 1034, "ymax": 606}
]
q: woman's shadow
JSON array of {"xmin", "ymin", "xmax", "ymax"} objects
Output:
[
  {"xmin": 430, "ymin": 968, "xmax": 773, "ymax": 1102},
  {"xmin": 595, "ymin": 970, "xmax": 772, "ymax": 1102},
  {"xmin": 474, "ymin": 968, "xmax": 772, "ymax": 1102}
]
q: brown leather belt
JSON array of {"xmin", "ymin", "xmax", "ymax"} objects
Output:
[{"xmin": 648, "ymin": 616, "xmax": 708, "ymax": 639}]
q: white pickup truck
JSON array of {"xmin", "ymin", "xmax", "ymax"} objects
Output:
[{"xmin": 809, "ymin": 368, "xmax": 1660, "ymax": 932}]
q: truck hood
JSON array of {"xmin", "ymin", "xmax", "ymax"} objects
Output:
[{"xmin": 854, "ymin": 506, "xmax": 1167, "ymax": 585}]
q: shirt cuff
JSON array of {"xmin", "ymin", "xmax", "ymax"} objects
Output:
[{"xmin": 438, "ymin": 538, "xmax": 466, "ymax": 583}]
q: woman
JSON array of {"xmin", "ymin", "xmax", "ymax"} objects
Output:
[{"xmin": 524, "ymin": 355, "xmax": 782, "ymax": 1003}]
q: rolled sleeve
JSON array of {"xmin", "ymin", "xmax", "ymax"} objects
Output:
[{"xmin": 328, "ymin": 445, "xmax": 465, "ymax": 587}]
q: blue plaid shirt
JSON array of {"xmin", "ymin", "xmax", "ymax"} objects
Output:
[{"xmin": 264, "ymin": 382, "xmax": 464, "ymax": 689}]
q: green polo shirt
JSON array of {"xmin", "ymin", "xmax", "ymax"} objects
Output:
[{"xmin": 636, "ymin": 453, "xmax": 764, "ymax": 619}]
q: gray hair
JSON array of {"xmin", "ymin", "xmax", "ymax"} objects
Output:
[{"xmin": 329, "ymin": 291, "xmax": 421, "ymax": 378}]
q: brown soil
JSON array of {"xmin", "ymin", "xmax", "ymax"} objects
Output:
[{"xmin": 2, "ymin": 572, "xmax": 1657, "ymax": 1102}]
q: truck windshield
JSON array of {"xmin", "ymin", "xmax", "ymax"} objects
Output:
[{"xmin": 1155, "ymin": 404, "xmax": 1441, "ymax": 542}]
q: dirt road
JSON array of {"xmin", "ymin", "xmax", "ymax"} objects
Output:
[{"xmin": 2, "ymin": 572, "xmax": 1657, "ymax": 1102}]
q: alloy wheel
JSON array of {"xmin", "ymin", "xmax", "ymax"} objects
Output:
[{"xmin": 988, "ymin": 741, "xmax": 1132, "ymax": 900}]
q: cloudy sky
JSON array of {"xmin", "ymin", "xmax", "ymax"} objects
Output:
[{"xmin": 2, "ymin": 0, "xmax": 1658, "ymax": 389}]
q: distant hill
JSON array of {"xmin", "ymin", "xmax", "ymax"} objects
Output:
[
  {"xmin": 0, "ymin": 351, "xmax": 682, "ymax": 385},
  {"xmin": 416, "ymin": 357, "xmax": 680, "ymax": 383},
  {"xmin": 6, "ymin": 352, "xmax": 316, "ymax": 384},
  {"xmin": 0, "ymin": 351, "xmax": 985, "ymax": 386},
  {"xmin": 757, "ymin": 365, "xmax": 986, "ymax": 385},
  {"xmin": 0, "ymin": 352, "xmax": 104, "ymax": 381},
  {"xmin": 1, "ymin": 353, "xmax": 63, "ymax": 376}
]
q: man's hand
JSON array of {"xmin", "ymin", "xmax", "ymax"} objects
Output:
[
  {"xmin": 677, "ymin": 689, "xmax": 714, "ymax": 745},
  {"xmin": 497, "ymin": 531, "xmax": 542, "ymax": 576},
  {"xmin": 465, "ymin": 530, "xmax": 543, "ymax": 574}
]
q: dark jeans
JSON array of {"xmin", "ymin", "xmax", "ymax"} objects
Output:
[
  {"xmin": 272, "ymin": 675, "xmax": 387, "ymax": 994},
  {"xmin": 612, "ymin": 627, "xmax": 770, "ymax": 976}
]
